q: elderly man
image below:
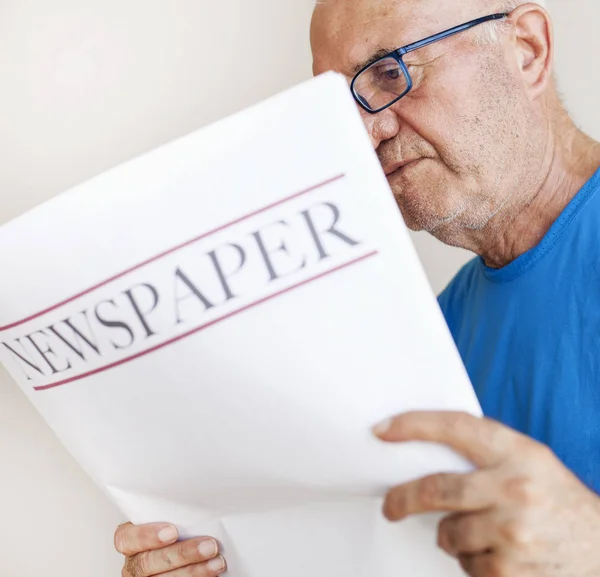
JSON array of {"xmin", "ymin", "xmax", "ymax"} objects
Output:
[{"xmin": 114, "ymin": 1, "xmax": 600, "ymax": 576}]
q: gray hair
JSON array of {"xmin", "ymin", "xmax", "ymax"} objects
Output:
[{"xmin": 474, "ymin": 1, "xmax": 547, "ymax": 44}]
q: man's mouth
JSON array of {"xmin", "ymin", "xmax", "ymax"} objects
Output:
[{"xmin": 383, "ymin": 158, "xmax": 423, "ymax": 177}]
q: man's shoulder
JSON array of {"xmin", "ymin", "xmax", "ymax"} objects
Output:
[{"xmin": 437, "ymin": 257, "xmax": 480, "ymax": 320}]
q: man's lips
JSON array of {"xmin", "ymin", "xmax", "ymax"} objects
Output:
[{"xmin": 383, "ymin": 158, "xmax": 423, "ymax": 176}]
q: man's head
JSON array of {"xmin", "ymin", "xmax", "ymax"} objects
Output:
[{"xmin": 311, "ymin": 0, "xmax": 555, "ymax": 247}]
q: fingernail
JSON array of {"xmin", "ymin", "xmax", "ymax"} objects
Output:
[
  {"xmin": 372, "ymin": 418, "xmax": 392, "ymax": 436},
  {"xmin": 158, "ymin": 526, "xmax": 178, "ymax": 542},
  {"xmin": 198, "ymin": 539, "xmax": 218, "ymax": 558},
  {"xmin": 207, "ymin": 555, "xmax": 226, "ymax": 573}
]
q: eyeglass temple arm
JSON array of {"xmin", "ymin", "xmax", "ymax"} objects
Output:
[{"xmin": 398, "ymin": 13, "xmax": 509, "ymax": 55}]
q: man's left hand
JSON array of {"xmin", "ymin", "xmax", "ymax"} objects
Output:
[{"xmin": 374, "ymin": 412, "xmax": 600, "ymax": 577}]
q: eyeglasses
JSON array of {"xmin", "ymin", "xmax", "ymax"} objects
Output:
[{"xmin": 350, "ymin": 13, "xmax": 509, "ymax": 114}]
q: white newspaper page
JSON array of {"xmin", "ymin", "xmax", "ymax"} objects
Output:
[{"xmin": 0, "ymin": 72, "xmax": 481, "ymax": 577}]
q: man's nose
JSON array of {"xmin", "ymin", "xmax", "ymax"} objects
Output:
[{"xmin": 360, "ymin": 108, "xmax": 400, "ymax": 149}]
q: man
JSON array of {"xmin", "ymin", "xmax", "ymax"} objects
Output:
[{"xmin": 115, "ymin": 1, "xmax": 600, "ymax": 576}]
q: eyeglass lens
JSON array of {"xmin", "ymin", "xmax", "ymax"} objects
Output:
[{"xmin": 353, "ymin": 56, "xmax": 408, "ymax": 112}]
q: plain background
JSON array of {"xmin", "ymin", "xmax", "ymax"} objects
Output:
[{"xmin": 0, "ymin": 1, "xmax": 598, "ymax": 575}]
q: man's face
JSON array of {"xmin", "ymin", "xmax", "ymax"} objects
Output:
[{"xmin": 311, "ymin": 0, "xmax": 539, "ymax": 240}]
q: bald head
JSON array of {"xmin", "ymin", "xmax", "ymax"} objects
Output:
[
  {"xmin": 310, "ymin": 0, "xmax": 556, "ymax": 246},
  {"xmin": 311, "ymin": 0, "xmax": 546, "ymax": 57}
]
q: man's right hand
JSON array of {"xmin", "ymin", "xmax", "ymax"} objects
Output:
[{"xmin": 115, "ymin": 522, "xmax": 227, "ymax": 577}]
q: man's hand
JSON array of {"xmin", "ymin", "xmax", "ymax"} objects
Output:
[
  {"xmin": 373, "ymin": 412, "xmax": 600, "ymax": 577},
  {"xmin": 115, "ymin": 522, "xmax": 226, "ymax": 577}
]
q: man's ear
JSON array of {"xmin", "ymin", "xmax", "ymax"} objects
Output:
[{"xmin": 507, "ymin": 3, "xmax": 554, "ymax": 100}]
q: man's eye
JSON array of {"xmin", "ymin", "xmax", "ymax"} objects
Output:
[{"xmin": 377, "ymin": 66, "xmax": 401, "ymax": 81}]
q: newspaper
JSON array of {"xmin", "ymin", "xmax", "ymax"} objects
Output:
[{"xmin": 0, "ymin": 72, "xmax": 481, "ymax": 577}]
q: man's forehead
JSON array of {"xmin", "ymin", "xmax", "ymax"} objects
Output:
[
  {"xmin": 313, "ymin": 0, "xmax": 424, "ymax": 39},
  {"xmin": 311, "ymin": 0, "xmax": 473, "ymax": 74}
]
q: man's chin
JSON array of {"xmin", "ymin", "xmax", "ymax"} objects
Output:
[
  {"xmin": 393, "ymin": 195, "xmax": 445, "ymax": 233},
  {"xmin": 390, "ymin": 185, "xmax": 466, "ymax": 235},
  {"xmin": 400, "ymin": 214, "xmax": 426, "ymax": 232},
  {"xmin": 387, "ymin": 173, "xmax": 446, "ymax": 231}
]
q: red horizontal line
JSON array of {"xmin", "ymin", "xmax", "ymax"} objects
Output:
[
  {"xmin": 0, "ymin": 174, "xmax": 346, "ymax": 333},
  {"xmin": 33, "ymin": 250, "xmax": 378, "ymax": 392}
]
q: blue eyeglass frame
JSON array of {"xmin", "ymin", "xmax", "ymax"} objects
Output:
[{"xmin": 350, "ymin": 12, "xmax": 509, "ymax": 114}]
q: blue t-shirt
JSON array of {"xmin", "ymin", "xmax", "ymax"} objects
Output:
[{"xmin": 438, "ymin": 168, "xmax": 600, "ymax": 493}]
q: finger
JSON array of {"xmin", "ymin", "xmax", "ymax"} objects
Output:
[
  {"xmin": 459, "ymin": 552, "xmax": 511, "ymax": 577},
  {"xmin": 115, "ymin": 522, "xmax": 179, "ymax": 556},
  {"xmin": 160, "ymin": 555, "xmax": 227, "ymax": 577},
  {"xmin": 373, "ymin": 411, "xmax": 530, "ymax": 467},
  {"xmin": 383, "ymin": 470, "xmax": 494, "ymax": 520},
  {"xmin": 438, "ymin": 512, "xmax": 496, "ymax": 557},
  {"xmin": 126, "ymin": 537, "xmax": 220, "ymax": 577}
]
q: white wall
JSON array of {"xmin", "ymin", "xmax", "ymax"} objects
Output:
[
  {"xmin": 0, "ymin": 2, "xmax": 315, "ymax": 576},
  {"xmin": 0, "ymin": 1, "xmax": 597, "ymax": 575}
]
